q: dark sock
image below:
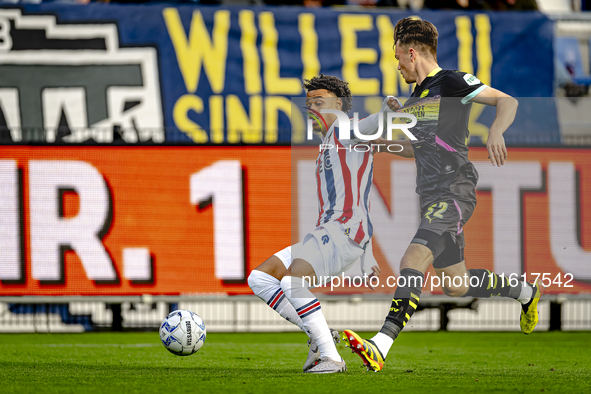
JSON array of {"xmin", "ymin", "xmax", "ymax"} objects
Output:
[
  {"xmin": 521, "ymin": 282, "xmax": 537, "ymax": 312},
  {"xmin": 380, "ymin": 268, "xmax": 424, "ymax": 340},
  {"xmin": 463, "ymin": 269, "xmax": 521, "ymax": 299}
]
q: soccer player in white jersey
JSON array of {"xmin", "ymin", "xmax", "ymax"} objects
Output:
[{"xmin": 247, "ymin": 75, "xmax": 399, "ymax": 373}]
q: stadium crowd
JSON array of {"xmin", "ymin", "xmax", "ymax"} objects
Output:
[{"xmin": 0, "ymin": 0, "xmax": 539, "ymax": 11}]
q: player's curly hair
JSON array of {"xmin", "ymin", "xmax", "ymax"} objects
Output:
[
  {"xmin": 394, "ymin": 17, "xmax": 438, "ymax": 59},
  {"xmin": 303, "ymin": 74, "xmax": 353, "ymax": 114}
]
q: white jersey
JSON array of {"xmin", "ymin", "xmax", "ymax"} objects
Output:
[
  {"xmin": 314, "ymin": 96, "xmax": 397, "ymax": 248},
  {"xmin": 315, "ymin": 123, "xmax": 373, "ymax": 247}
]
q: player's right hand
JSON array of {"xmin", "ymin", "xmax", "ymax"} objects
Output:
[
  {"xmin": 366, "ymin": 265, "xmax": 381, "ymax": 291},
  {"xmin": 487, "ymin": 131, "xmax": 507, "ymax": 166}
]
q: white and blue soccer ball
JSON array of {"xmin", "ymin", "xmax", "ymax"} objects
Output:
[{"xmin": 159, "ymin": 309, "xmax": 206, "ymax": 356}]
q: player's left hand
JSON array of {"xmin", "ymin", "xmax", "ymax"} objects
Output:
[
  {"xmin": 487, "ymin": 131, "xmax": 507, "ymax": 166},
  {"xmin": 386, "ymin": 97, "xmax": 402, "ymax": 111},
  {"xmin": 366, "ymin": 265, "xmax": 381, "ymax": 291}
]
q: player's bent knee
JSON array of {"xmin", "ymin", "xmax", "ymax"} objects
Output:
[
  {"xmin": 248, "ymin": 269, "xmax": 281, "ymax": 297},
  {"xmin": 280, "ymin": 276, "xmax": 294, "ymax": 296},
  {"xmin": 252, "ymin": 256, "xmax": 287, "ymax": 281},
  {"xmin": 281, "ymin": 275, "xmax": 294, "ymax": 294},
  {"xmin": 280, "ymin": 275, "xmax": 310, "ymax": 299},
  {"xmin": 247, "ymin": 270, "xmax": 261, "ymax": 291}
]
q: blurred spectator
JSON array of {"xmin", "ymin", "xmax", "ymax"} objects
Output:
[
  {"xmin": 424, "ymin": 0, "xmax": 538, "ymax": 8},
  {"xmin": 423, "ymin": 0, "xmax": 469, "ymax": 8},
  {"xmin": 344, "ymin": 0, "xmax": 399, "ymax": 5},
  {"xmin": 0, "ymin": 0, "xmax": 224, "ymax": 3},
  {"xmin": 263, "ymin": 0, "xmax": 345, "ymax": 6},
  {"xmin": 106, "ymin": 0, "xmax": 222, "ymax": 3},
  {"xmin": 470, "ymin": 0, "xmax": 538, "ymax": 11},
  {"xmin": 555, "ymin": 57, "xmax": 589, "ymax": 98},
  {"xmin": 471, "ymin": 0, "xmax": 539, "ymax": 9}
]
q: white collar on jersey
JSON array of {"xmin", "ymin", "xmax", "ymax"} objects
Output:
[{"xmin": 322, "ymin": 121, "xmax": 337, "ymax": 142}]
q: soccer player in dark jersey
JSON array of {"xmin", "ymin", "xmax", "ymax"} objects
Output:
[{"xmin": 342, "ymin": 17, "xmax": 543, "ymax": 372}]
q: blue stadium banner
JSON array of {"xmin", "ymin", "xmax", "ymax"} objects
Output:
[{"xmin": 0, "ymin": 6, "xmax": 554, "ymax": 144}]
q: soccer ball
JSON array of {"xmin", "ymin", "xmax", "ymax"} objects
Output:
[{"xmin": 159, "ymin": 309, "xmax": 206, "ymax": 356}]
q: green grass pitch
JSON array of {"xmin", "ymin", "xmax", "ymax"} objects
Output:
[{"xmin": 0, "ymin": 331, "xmax": 589, "ymax": 393}]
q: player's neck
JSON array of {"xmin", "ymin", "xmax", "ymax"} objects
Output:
[
  {"xmin": 415, "ymin": 61, "xmax": 440, "ymax": 86},
  {"xmin": 321, "ymin": 120, "xmax": 336, "ymax": 138}
]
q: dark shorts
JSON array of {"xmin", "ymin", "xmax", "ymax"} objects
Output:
[{"xmin": 411, "ymin": 199, "xmax": 475, "ymax": 269}]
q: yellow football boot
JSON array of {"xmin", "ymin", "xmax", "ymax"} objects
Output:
[
  {"xmin": 342, "ymin": 329, "xmax": 385, "ymax": 372},
  {"xmin": 520, "ymin": 280, "xmax": 543, "ymax": 334}
]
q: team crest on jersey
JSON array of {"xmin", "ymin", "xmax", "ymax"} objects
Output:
[
  {"xmin": 463, "ymin": 74, "xmax": 481, "ymax": 86},
  {"xmin": 420, "ymin": 89, "xmax": 430, "ymax": 98},
  {"xmin": 0, "ymin": 9, "xmax": 164, "ymax": 143}
]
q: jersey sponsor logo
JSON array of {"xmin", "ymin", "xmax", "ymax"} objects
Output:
[
  {"xmin": 403, "ymin": 104, "xmax": 426, "ymax": 120},
  {"xmin": 0, "ymin": 9, "xmax": 164, "ymax": 144},
  {"xmin": 420, "ymin": 89, "xmax": 430, "ymax": 98},
  {"xmin": 463, "ymin": 73, "xmax": 481, "ymax": 86}
]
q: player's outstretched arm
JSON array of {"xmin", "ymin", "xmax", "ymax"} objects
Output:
[
  {"xmin": 356, "ymin": 96, "xmax": 401, "ymax": 137},
  {"xmin": 472, "ymin": 87, "xmax": 519, "ymax": 167},
  {"xmin": 355, "ymin": 96, "xmax": 414, "ymax": 158}
]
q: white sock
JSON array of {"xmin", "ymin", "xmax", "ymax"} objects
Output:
[
  {"xmin": 517, "ymin": 282, "xmax": 534, "ymax": 304},
  {"xmin": 371, "ymin": 332, "xmax": 394, "ymax": 357},
  {"xmin": 248, "ymin": 270, "xmax": 306, "ymax": 332},
  {"xmin": 281, "ymin": 276, "xmax": 341, "ymax": 362}
]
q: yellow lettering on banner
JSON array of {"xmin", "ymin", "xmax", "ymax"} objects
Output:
[
  {"xmin": 455, "ymin": 16, "xmax": 473, "ymax": 75},
  {"xmin": 259, "ymin": 12, "xmax": 301, "ymax": 95},
  {"xmin": 475, "ymin": 14, "xmax": 492, "ymax": 86},
  {"xmin": 239, "ymin": 10, "xmax": 262, "ymax": 95},
  {"xmin": 264, "ymin": 96, "xmax": 290, "ymax": 144},
  {"xmin": 163, "ymin": 8, "xmax": 229, "ymax": 94},
  {"xmin": 339, "ymin": 14, "xmax": 379, "ymax": 95},
  {"xmin": 227, "ymin": 95, "xmax": 263, "ymax": 143},
  {"xmin": 455, "ymin": 15, "xmax": 494, "ymax": 144},
  {"xmin": 209, "ymin": 95, "xmax": 224, "ymax": 143},
  {"xmin": 299, "ymin": 13, "xmax": 320, "ymax": 81},
  {"xmin": 173, "ymin": 94, "xmax": 207, "ymax": 143},
  {"xmin": 377, "ymin": 15, "xmax": 396, "ymax": 96},
  {"xmin": 377, "ymin": 15, "xmax": 410, "ymax": 96},
  {"xmin": 468, "ymin": 14, "xmax": 493, "ymax": 143},
  {"xmin": 290, "ymin": 106, "xmax": 305, "ymax": 144}
]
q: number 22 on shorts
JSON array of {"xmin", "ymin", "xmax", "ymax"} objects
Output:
[{"xmin": 424, "ymin": 202, "xmax": 448, "ymax": 223}]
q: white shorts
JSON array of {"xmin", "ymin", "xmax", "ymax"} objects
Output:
[{"xmin": 274, "ymin": 223, "xmax": 364, "ymax": 285}]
